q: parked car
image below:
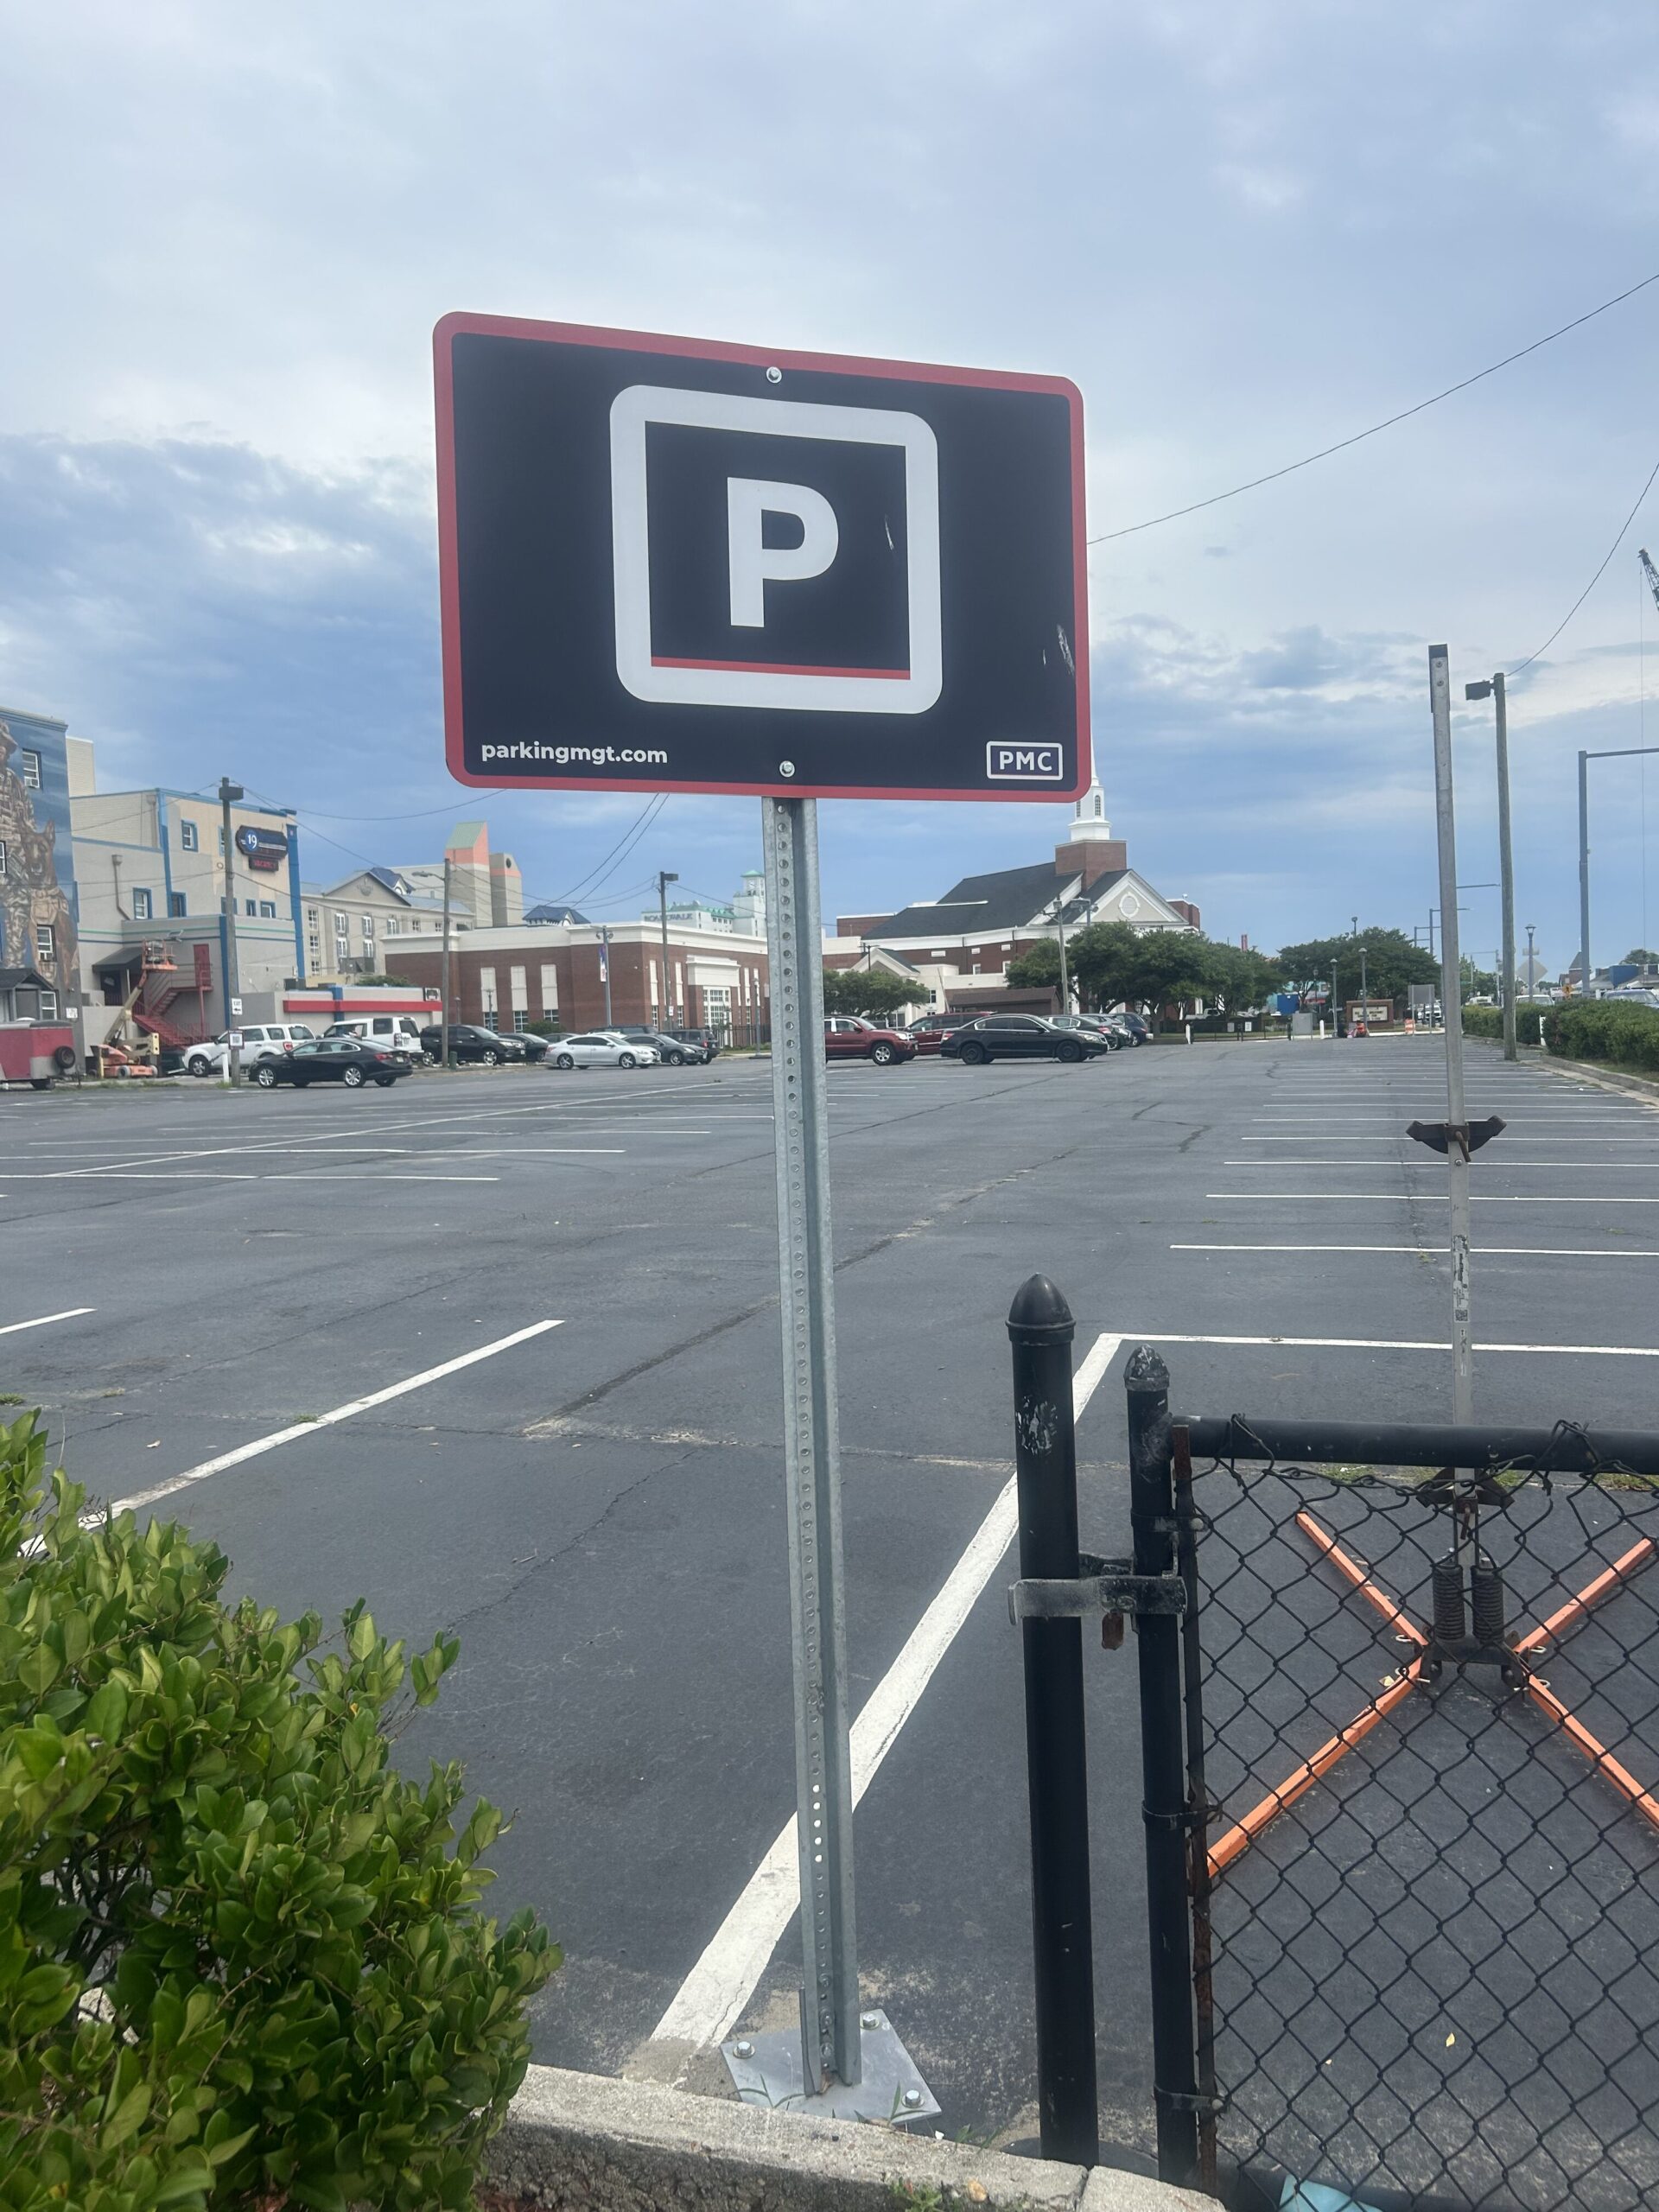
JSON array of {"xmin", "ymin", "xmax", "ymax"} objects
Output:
[
  {"xmin": 614, "ymin": 1026, "xmax": 709, "ymax": 1065},
  {"xmin": 666, "ymin": 1027, "xmax": 721, "ymax": 1060},
  {"xmin": 1115, "ymin": 1013, "xmax": 1152, "ymax": 1046},
  {"xmin": 906, "ymin": 1012, "xmax": 982, "ymax": 1054},
  {"xmin": 182, "ymin": 1023, "xmax": 317, "ymax": 1076},
  {"xmin": 824, "ymin": 1016, "xmax": 917, "ymax": 1065},
  {"xmin": 324, "ymin": 1014, "xmax": 430, "ymax": 1062},
  {"xmin": 941, "ymin": 1014, "xmax": 1111, "ymax": 1065},
  {"xmin": 545, "ymin": 1031, "xmax": 660, "ymax": 1069},
  {"xmin": 417, "ymin": 1023, "xmax": 528, "ymax": 1065},
  {"xmin": 1050, "ymin": 1014, "xmax": 1125, "ymax": 1050},
  {"xmin": 251, "ymin": 1039, "xmax": 411, "ymax": 1089}
]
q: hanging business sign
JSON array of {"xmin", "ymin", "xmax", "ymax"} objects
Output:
[
  {"xmin": 234, "ymin": 824, "xmax": 289, "ymax": 874},
  {"xmin": 434, "ymin": 315, "xmax": 1089, "ymax": 802}
]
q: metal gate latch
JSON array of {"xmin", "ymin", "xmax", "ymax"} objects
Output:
[{"xmin": 1008, "ymin": 1551, "xmax": 1186, "ymax": 1633}]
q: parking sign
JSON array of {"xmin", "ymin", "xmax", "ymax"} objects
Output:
[{"xmin": 435, "ymin": 315, "xmax": 1088, "ymax": 800}]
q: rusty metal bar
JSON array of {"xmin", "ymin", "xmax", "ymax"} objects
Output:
[
  {"xmin": 1294, "ymin": 1510, "xmax": 1430, "ymax": 1648},
  {"xmin": 1512, "ymin": 1536, "xmax": 1657, "ymax": 1657},
  {"xmin": 1525, "ymin": 1675, "xmax": 1659, "ymax": 1834}
]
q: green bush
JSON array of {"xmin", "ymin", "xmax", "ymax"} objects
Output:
[
  {"xmin": 1542, "ymin": 999, "xmax": 1659, "ymax": 1072},
  {"xmin": 1456, "ymin": 1003, "xmax": 1548, "ymax": 1046},
  {"xmin": 0, "ymin": 1412, "xmax": 557, "ymax": 2212}
]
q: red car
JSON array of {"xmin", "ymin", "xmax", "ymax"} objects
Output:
[
  {"xmin": 906, "ymin": 1012, "xmax": 982, "ymax": 1055},
  {"xmin": 823, "ymin": 1016, "xmax": 917, "ymax": 1065}
]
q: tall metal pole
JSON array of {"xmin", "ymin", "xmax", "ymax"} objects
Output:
[
  {"xmin": 1493, "ymin": 673, "xmax": 1517, "ymax": 1060},
  {"xmin": 1430, "ymin": 647, "xmax": 1474, "ymax": 1423},
  {"xmin": 1054, "ymin": 900, "xmax": 1071, "ymax": 1011},
  {"xmin": 760, "ymin": 795, "xmax": 859, "ymax": 2094},
  {"xmin": 1007, "ymin": 1274, "xmax": 1096, "ymax": 2168},
  {"xmin": 440, "ymin": 856, "xmax": 454, "ymax": 1069},
  {"xmin": 218, "ymin": 778, "xmax": 244, "ymax": 1088},
  {"xmin": 657, "ymin": 868, "xmax": 678, "ymax": 1027},
  {"xmin": 600, "ymin": 926, "xmax": 613, "ymax": 1028},
  {"xmin": 1358, "ymin": 943, "xmax": 1368, "ymax": 1027},
  {"xmin": 1579, "ymin": 748, "xmax": 1592, "ymax": 999},
  {"xmin": 1526, "ymin": 924, "xmax": 1536, "ymax": 1001}
]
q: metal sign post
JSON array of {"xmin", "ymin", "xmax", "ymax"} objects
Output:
[
  {"xmin": 1429, "ymin": 646, "xmax": 1474, "ymax": 1422},
  {"xmin": 764, "ymin": 795, "xmax": 857, "ymax": 2091}
]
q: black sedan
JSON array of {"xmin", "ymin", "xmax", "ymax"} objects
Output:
[
  {"xmin": 613, "ymin": 1027, "xmax": 709, "ymax": 1065},
  {"xmin": 940, "ymin": 1014, "xmax": 1112, "ymax": 1065},
  {"xmin": 253, "ymin": 1039, "xmax": 411, "ymax": 1089},
  {"xmin": 417, "ymin": 1024, "xmax": 530, "ymax": 1066}
]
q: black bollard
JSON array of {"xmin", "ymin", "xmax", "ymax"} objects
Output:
[
  {"xmin": 1125, "ymin": 1346, "xmax": 1200, "ymax": 2189},
  {"xmin": 1007, "ymin": 1274, "xmax": 1098, "ymax": 2168}
]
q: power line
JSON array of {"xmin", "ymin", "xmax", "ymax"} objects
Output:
[
  {"xmin": 1089, "ymin": 268, "xmax": 1659, "ymax": 545},
  {"xmin": 1506, "ymin": 454, "xmax": 1659, "ymax": 677}
]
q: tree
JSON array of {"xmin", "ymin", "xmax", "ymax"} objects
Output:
[
  {"xmin": 1276, "ymin": 927, "xmax": 1437, "ymax": 1007},
  {"xmin": 1626, "ymin": 948, "xmax": 1659, "ymax": 968},
  {"xmin": 1205, "ymin": 944, "xmax": 1284, "ymax": 1014},
  {"xmin": 1068, "ymin": 921, "xmax": 1215, "ymax": 1015},
  {"xmin": 1006, "ymin": 938, "xmax": 1063, "ymax": 991},
  {"xmin": 821, "ymin": 966, "xmax": 927, "ymax": 1020}
]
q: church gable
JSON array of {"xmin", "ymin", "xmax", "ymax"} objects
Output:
[{"xmin": 1081, "ymin": 870, "xmax": 1190, "ymax": 931}]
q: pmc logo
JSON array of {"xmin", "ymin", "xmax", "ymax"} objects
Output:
[{"xmin": 609, "ymin": 387, "xmax": 942, "ymax": 715}]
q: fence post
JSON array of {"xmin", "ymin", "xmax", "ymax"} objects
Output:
[
  {"xmin": 1007, "ymin": 1274, "xmax": 1098, "ymax": 2168},
  {"xmin": 1126, "ymin": 1346, "xmax": 1201, "ymax": 2189}
]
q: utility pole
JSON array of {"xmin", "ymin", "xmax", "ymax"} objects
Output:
[
  {"xmin": 1049, "ymin": 897, "xmax": 1071, "ymax": 1010},
  {"xmin": 1465, "ymin": 673, "xmax": 1517, "ymax": 1059},
  {"xmin": 657, "ymin": 869, "xmax": 678, "ymax": 1027},
  {"xmin": 1526, "ymin": 923, "xmax": 1536, "ymax": 1001},
  {"xmin": 440, "ymin": 856, "xmax": 454, "ymax": 1069},
  {"xmin": 1358, "ymin": 941, "xmax": 1369, "ymax": 1027},
  {"xmin": 599, "ymin": 925, "xmax": 613, "ymax": 1027},
  {"xmin": 1429, "ymin": 647, "xmax": 1474, "ymax": 1424},
  {"xmin": 218, "ymin": 778, "xmax": 245, "ymax": 1087}
]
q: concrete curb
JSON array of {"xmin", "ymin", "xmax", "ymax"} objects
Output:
[
  {"xmin": 488, "ymin": 2063, "xmax": 1215, "ymax": 2212},
  {"xmin": 1538, "ymin": 1053, "xmax": 1659, "ymax": 1105}
]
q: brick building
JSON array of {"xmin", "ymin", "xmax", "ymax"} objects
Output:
[{"xmin": 389, "ymin": 916, "xmax": 769, "ymax": 1041}]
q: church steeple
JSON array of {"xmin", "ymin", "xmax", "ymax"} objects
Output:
[{"xmin": 1068, "ymin": 774, "xmax": 1112, "ymax": 842}]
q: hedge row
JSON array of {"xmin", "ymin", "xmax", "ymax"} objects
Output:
[
  {"xmin": 1459, "ymin": 1003, "xmax": 1547, "ymax": 1046},
  {"xmin": 1542, "ymin": 999, "xmax": 1659, "ymax": 1073}
]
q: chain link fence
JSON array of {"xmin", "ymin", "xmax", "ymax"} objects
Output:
[{"xmin": 1185, "ymin": 1428, "xmax": 1659, "ymax": 2211}]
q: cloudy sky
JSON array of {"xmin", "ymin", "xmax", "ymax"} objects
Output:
[{"xmin": 4, "ymin": 0, "xmax": 1659, "ymax": 969}]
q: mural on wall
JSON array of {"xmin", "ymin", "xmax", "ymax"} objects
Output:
[{"xmin": 0, "ymin": 717, "xmax": 79, "ymax": 1004}]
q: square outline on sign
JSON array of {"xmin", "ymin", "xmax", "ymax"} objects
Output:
[
  {"xmin": 985, "ymin": 742, "xmax": 1065, "ymax": 782},
  {"xmin": 609, "ymin": 385, "xmax": 942, "ymax": 715}
]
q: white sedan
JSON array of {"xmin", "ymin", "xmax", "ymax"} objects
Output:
[{"xmin": 545, "ymin": 1031, "xmax": 660, "ymax": 1070}]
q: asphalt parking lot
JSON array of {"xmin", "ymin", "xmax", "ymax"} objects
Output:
[{"xmin": 3, "ymin": 1036, "xmax": 1659, "ymax": 2162}]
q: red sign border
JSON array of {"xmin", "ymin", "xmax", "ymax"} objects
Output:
[{"xmin": 434, "ymin": 313, "xmax": 1090, "ymax": 803}]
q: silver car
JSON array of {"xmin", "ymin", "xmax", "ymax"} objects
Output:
[{"xmin": 545, "ymin": 1030, "xmax": 661, "ymax": 1070}]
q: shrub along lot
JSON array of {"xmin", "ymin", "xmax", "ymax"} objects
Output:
[
  {"xmin": 1543, "ymin": 998, "xmax": 1659, "ymax": 1073},
  {"xmin": 0, "ymin": 1411, "xmax": 556, "ymax": 2212}
]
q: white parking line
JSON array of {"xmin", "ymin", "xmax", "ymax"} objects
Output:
[
  {"xmin": 0, "ymin": 1306, "xmax": 95, "ymax": 1337},
  {"xmin": 650, "ymin": 1329, "xmax": 1124, "ymax": 2056},
  {"xmin": 1221, "ymin": 1160, "xmax": 1659, "ymax": 1169},
  {"xmin": 1172, "ymin": 1243, "xmax": 1659, "ymax": 1258},
  {"xmin": 1119, "ymin": 1328, "xmax": 1659, "ymax": 1357},
  {"xmin": 1240, "ymin": 1135, "xmax": 1659, "ymax": 1144},
  {"xmin": 110, "ymin": 1319, "xmax": 565, "ymax": 1515},
  {"xmin": 1207, "ymin": 1192, "xmax": 1659, "ymax": 1205},
  {"xmin": 3, "ymin": 1171, "xmax": 504, "ymax": 1183}
]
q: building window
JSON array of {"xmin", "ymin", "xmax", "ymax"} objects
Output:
[
  {"xmin": 334, "ymin": 911, "xmax": 348, "ymax": 935},
  {"xmin": 334, "ymin": 939, "xmax": 349, "ymax": 968},
  {"xmin": 180, "ymin": 819, "xmax": 199, "ymax": 852},
  {"xmin": 258, "ymin": 900, "xmax": 276, "ymax": 918},
  {"xmin": 0, "ymin": 839, "xmax": 7, "ymax": 879},
  {"xmin": 19, "ymin": 750, "xmax": 41, "ymax": 789},
  {"xmin": 130, "ymin": 890, "xmax": 152, "ymax": 922},
  {"xmin": 360, "ymin": 914, "xmax": 374, "ymax": 938},
  {"xmin": 513, "ymin": 1009, "xmax": 530, "ymax": 1031},
  {"xmin": 245, "ymin": 899, "xmax": 257, "ymax": 918},
  {"xmin": 308, "ymin": 933, "xmax": 321, "ymax": 959},
  {"xmin": 539, "ymin": 962, "xmax": 558, "ymax": 1011},
  {"xmin": 39, "ymin": 991, "xmax": 57, "ymax": 1020},
  {"xmin": 384, "ymin": 917, "xmax": 399, "ymax": 935},
  {"xmin": 37, "ymin": 922, "xmax": 55, "ymax": 962},
  {"xmin": 168, "ymin": 892, "xmax": 188, "ymax": 918}
]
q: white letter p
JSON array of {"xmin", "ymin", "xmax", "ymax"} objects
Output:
[{"xmin": 727, "ymin": 479, "xmax": 838, "ymax": 629}]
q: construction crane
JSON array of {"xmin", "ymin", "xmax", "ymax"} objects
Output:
[{"xmin": 1640, "ymin": 546, "xmax": 1659, "ymax": 615}]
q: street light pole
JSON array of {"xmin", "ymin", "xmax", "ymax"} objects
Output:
[
  {"xmin": 599, "ymin": 925, "xmax": 613, "ymax": 1027},
  {"xmin": 218, "ymin": 778, "xmax": 245, "ymax": 1087},
  {"xmin": 1465, "ymin": 674, "xmax": 1517, "ymax": 1059},
  {"xmin": 657, "ymin": 869, "xmax": 678, "ymax": 1027},
  {"xmin": 1526, "ymin": 923, "xmax": 1536, "ymax": 1000},
  {"xmin": 1577, "ymin": 745, "xmax": 1659, "ymax": 999},
  {"xmin": 440, "ymin": 856, "xmax": 455, "ymax": 1070},
  {"xmin": 1430, "ymin": 646, "xmax": 1474, "ymax": 1424}
]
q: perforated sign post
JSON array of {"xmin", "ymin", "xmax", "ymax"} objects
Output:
[{"xmin": 435, "ymin": 315, "xmax": 1088, "ymax": 2116}]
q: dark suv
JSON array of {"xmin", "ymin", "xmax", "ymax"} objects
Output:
[
  {"xmin": 615, "ymin": 1027, "xmax": 709, "ymax": 1066},
  {"xmin": 417, "ymin": 1023, "xmax": 529, "ymax": 1066},
  {"xmin": 941, "ymin": 1014, "xmax": 1111, "ymax": 1065},
  {"xmin": 668, "ymin": 1027, "xmax": 721, "ymax": 1061}
]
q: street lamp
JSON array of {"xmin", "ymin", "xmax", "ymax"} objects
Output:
[
  {"xmin": 1465, "ymin": 676, "xmax": 1517, "ymax": 1060},
  {"xmin": 1525, "ymin": 923, "xmax": 1537, "ymax": 1001},
  {"xmin": 218, "ymin": 778, "xmax": 245, "ymax": 1086},
  {"xmin": 657, "ymin": 869, "xmax": 679, "ymax": 1026}
]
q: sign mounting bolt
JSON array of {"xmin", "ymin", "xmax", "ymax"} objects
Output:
[
  {"xmin": 766, "ymin": 365, "xmax": 783, "ymax": 384},
  {"xmin": 779, "ymin": 761, "xmax": 797, "ymax": 779}
]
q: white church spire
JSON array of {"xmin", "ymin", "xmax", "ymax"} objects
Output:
[{"xmin": 1067, "ymin": 773, "xmax": 1112, "ymax": 842}]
